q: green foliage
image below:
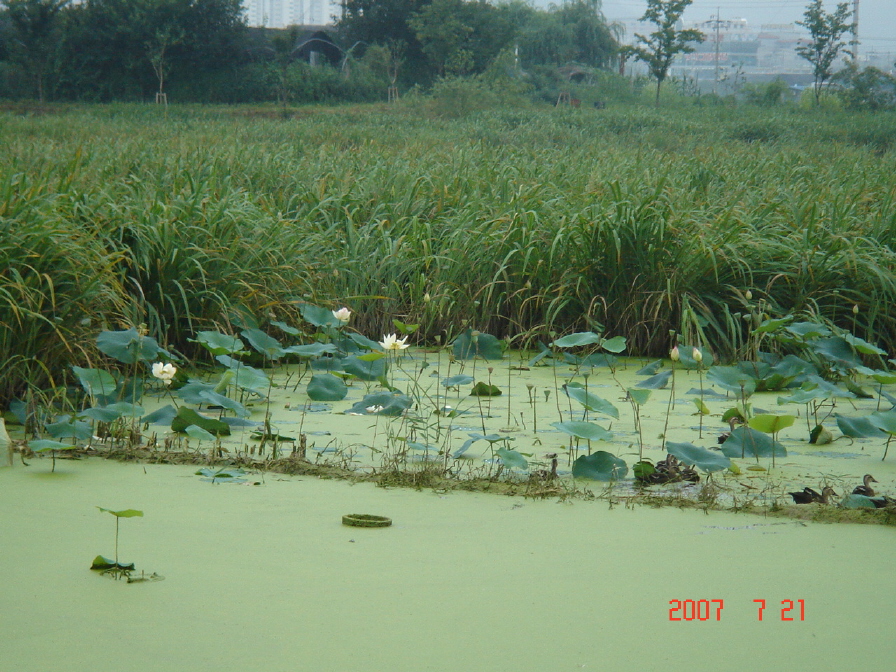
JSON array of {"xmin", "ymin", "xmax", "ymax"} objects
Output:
[
  {"xmin": 743, "ymin": 78, "xmax": 789, "ymax": 107},
  {"xmin": 571, "ymin": 450, "xmax": 627, "ymax": 480},
  {"xmin": 621, "ymin": 0, "xmax": 705, "ymax": 105},
  {"xmin": 795, "ymin": 0, "xmax": 853, "ymax": 105}
]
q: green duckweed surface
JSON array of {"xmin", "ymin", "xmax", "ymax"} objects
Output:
[{"xmin": 1, "ymin": 457, "xmax": 894, "ymax": 671}]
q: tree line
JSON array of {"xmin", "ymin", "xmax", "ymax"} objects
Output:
[{"xmin": 0, "ymin": 0, "xmax": 622, "ymax": 103}]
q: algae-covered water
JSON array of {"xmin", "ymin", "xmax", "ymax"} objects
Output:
[
  {"xmin": 128, "ymin": 350, "xmax": 896, "ymax": 505},
  {"xmin": 1, "ymin": 457, "xmax": 893, "ymax": 672}
]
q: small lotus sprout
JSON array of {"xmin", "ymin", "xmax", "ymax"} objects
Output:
[
  {"xmin": 151, "ymin": 362, "xmax": 177, "ymax": 385},
  {"xmin": 332, "ymin": 307, "xmax": 352, "ymax": 324}
]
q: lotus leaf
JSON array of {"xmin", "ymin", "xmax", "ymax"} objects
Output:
[
  {"xmin": 835, "ymin": 414, "xmax": 886, "ymax": 439},
  {"xmin": 551, "ymin": 421, "xmax": 613, "ymax": 442},
  {"xmin": 719, "ymin": 427, "xmax": 786, "ymax": 459},
  {"xmin": 97, "ymin": 328, "xmax": 161, "ymax": 364},
  {"xmin": 307, "ymin": 374, "xmax": 348, "ymax": 401},
  {"xmin": 665, "ymin": 441, "xmax": 731, "ymax": 472},
  {"xmin": 571, "ymin": 451, "xmax": 627, "ymax": 481},
  {"xmin": 452, "ymin": 329, "xmax": 503, "ymax": 360},
  {"xmin": 496, "ymin": 447, "xmax": 528, "ymax": 470},
  {"xmin": 563, "ymin": 384, "xmax": 619, "ymax": 419}
]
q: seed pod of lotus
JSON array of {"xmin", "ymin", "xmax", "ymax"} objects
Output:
[
  {"xmin": 670, "ymin": 346, "xmax": 680, "ymax": 362},
  {"xmin": 692, "ymin": 348, "xmax": 703, "ymax": 363}
]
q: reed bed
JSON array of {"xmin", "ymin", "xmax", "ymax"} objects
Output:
[{"xmin": 2, "ymin": 102, "xmax": 896, "ymax": 403}]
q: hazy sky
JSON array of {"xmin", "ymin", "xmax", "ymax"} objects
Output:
[{"xmin": 598, "ymin": 0, "xmax": 894, "ymax": 52}]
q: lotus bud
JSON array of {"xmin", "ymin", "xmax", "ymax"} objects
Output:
[
  {"xmin": 332, "ymin": 307, "xmax": 352, "ymax": 324},
  {"xmin": 670, "ymin": 346, "xmax": 680, "ymax": 362},
  {"xmin": 853, "ymin": 304, "xmax": 859, "ymax": 315},
  {"xmin": 692, "ymin": 347, "xmax": 703, "ymax": 363},
  {"xmin": 745, "ymin": 290, "xmax": 753, "ymax": 301}
]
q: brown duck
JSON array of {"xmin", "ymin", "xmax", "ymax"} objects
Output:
[
  {"xmin": 852, "ymin": 474, "xmax": 878, "ymax": 497},
  {"xmin": 789, "ymin": 486, "xmax": 837, "ymax": 504}
]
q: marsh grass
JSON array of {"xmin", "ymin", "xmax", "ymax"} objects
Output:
[{"xmin": 3, "ymin": 103, "xmax": 896, "ymax": 405}]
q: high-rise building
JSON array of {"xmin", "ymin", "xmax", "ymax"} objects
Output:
[{"xmin": 243, "ymin": 0, "xmax": 337, "ymax": 28}]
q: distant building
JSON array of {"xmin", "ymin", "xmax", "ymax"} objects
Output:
[{"xmin": 242, "ymin": 0, "xmax": 338, "ymax": 28}]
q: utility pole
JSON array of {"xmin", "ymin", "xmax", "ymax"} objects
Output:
[{"xmin": 713, "ymin": 9, "xmax": 721, "ymax": 94}]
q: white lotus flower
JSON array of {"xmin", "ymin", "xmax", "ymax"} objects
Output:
[
  {"xmin": 332, "ymin": 307, "xmax": 352, "ymax": 324},
  {"xmin": 379, "ymin": 333, "xmax": 409, "ymax": 350},
  {"xmin": 151, "ymin": 362, "xmax": 177, "ymax": 385}
]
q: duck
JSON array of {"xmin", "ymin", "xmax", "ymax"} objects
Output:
[
  {"xmin": 788, "ymin": 486, "xmax": 837, "ymax": 504},
  {"xmin": 789, "ymin": 487, "xmax": 822, "ymax": 504},
  {"xmin": 852, "ymin": 474, "xmax": 878, "ymax": 497},
  {"xmin": 870, "ymin": 496, "xmax": 895, "ymax": 509}
]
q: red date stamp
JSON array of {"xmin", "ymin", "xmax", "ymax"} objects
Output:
[{"xmin": 669, "ymin": 599, "xmax": 805, "ymax": 621}]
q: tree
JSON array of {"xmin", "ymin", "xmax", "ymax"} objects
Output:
[
  {"xmin": 796, "ymin": 0, "xmax": 853, "ymax": 105},
  {"xmin": 620, "ymin": 0, "xmax": 703, "ymax": 106},
  {"xmin": 1, "ymin": 0, "xmax": 69, "ymax": 101}
]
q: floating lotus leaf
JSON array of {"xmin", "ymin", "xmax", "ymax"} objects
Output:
[
  {"xmin": 496, "ymin": 447, "xmax": 528, "ymax": 470},
  {"xmin": 97, "ymin": 328, "xmax": 161, "ymax": 364},
  {"xmin": 666, "ymin": 441, "xmax": 731, "ymax": 473},
  {"xmin": 452, "ymin": 329, "xmax": 503, "ymax": 360},
  {"xmin": 635, "ymin": 371, "xmax": 671, "ymax": 389},
  {"xmin": 307, "ymin": 374, "xmax": 348, "ymax": 401},
  {"xmin": 572, "ymin": 451, "xmax": 627, "ymax": 481},
  {"xmin": 719, "ymin": 426, "xmax": 786, "ymax": 459},
  {"xmin": 471, "ymin": 382, "xmax": 501, "ymax": 396},
  {"xmin": 193, "ymin": 331, "xmax": 245, "ymax": 356},
  {"xmin": 170, "ymin": 408, "xmax": 230, "ymax": 436},
  {"xmin": 551, "ymin": 421, "xmax": 613, "ymax": 442},
  {"xmin": 835, "ymin": 414, "xmax": 886, "ymax": 439},
  {"xmin": 563, "ymin": 384, "xmax": 619, "ymax": 419}
]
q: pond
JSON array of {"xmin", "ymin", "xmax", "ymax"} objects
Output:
[{"xmin": 1, "ymin": 456, "xmax": 892, "ymax": 671}]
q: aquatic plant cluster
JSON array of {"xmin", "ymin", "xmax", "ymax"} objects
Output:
[
  {"xmin": 3, "ymin": 104, "xmax": 896, "ymax": 407},
  {"xmin": 6, "ymin": 300, "xmax": 896, "ymax": 522}
]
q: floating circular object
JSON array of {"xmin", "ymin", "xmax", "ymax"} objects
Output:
[{"xmin": 342, "ymin": 514, "xmax": 392, "ymax": 528}]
